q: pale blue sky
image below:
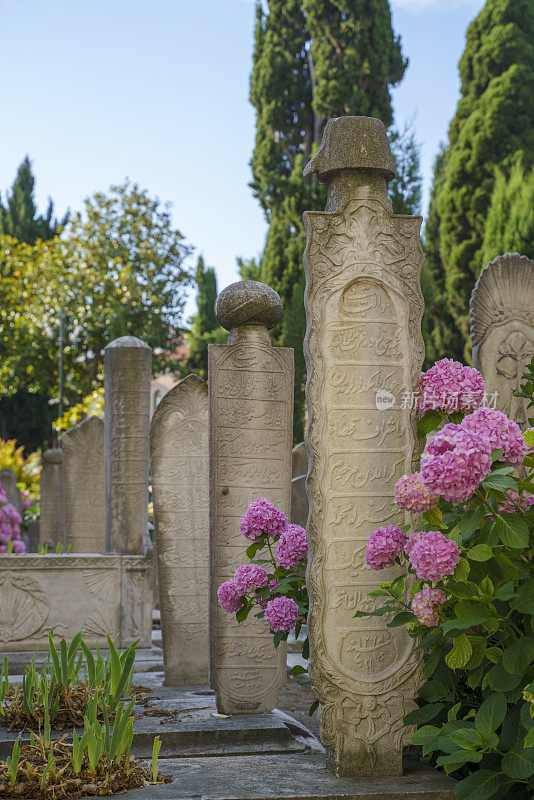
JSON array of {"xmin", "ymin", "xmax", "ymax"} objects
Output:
[{"xmin": 0, "ymin": 0, "xmax": 484, "ymax": 317}]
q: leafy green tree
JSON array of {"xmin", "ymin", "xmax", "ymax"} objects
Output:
[
  {"xmin": 186, "ymin": 256, "xmax": 226, "ymax": 379},
  {"xmin": 250, "ymin": 0, "xmax": 408, "ymax": 441},
  {"xmin": 237, "ymin": 256, "xmax": 261, "ymax": 282},
  {"xmin": 388, "ymin": 121, "xmax": 422, "ymax": 216},
  {"xmin": 435, "ymin": 0, "xmax": 534, "ymax": 352},
  {"xmin": 480, "ymin": 159, "xmax": 534, "ymax": 266},
  {"xmin": 0, "ymin": 156, "xmax": 65, "ymax": 244},
  {"xmin": 422, "ymin": 146, "xmax": 465, "ymax": 366},
  {"xmin": 0, "ymin": 181, "xmax": 193, "ymax": 406}
]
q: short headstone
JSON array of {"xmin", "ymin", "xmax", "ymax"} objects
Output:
[
  {"xmin": 470, "ymin": 252, "xmax": 534, "ymax": 427},
  {"xmin": 0, "ymin": 468, "xmax": 21, "ymax": 514},
  {"xmin": 39, "ymin": 450, "xmax": 66, "ymax": 548},
  {"xmin": 292, "ymin": 442, "xmax": 308, "ymax": 478},
  {"xmin": 104, "ymin": 336, "xmax": 152, "ymax": 555},
  {"xmin": 209, "ymin": 281, "xmax": 293, "ymax": 715},
  {"xmin": 63, "ymin": 416, "xmax": 105, "ymax": 553},
  {"xmin": 151, "ymin": 374, "xmax": 209, "ymax": 685},
  {"xmin": 303, "ymin": 116, "xmax": 424, "ymax": 776}
]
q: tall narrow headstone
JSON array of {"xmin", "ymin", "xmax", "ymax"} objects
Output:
[
  {"xmin": 63, "ymin": 416, "xmax": 105, "ymax": 553},
  {"xmin": 209, "ymin": 281, "xmax": 293, "ymax": 714},
  {"xmin": 303, "ymin": 117, "xmax": 424, "ymax": 776},
  {"xmin": 0, "ymin": 468, "xmax": 21, "ymax": 514},
  {"xmin": 39, "ymin": 450, "xmax": 66, "ymax": 547},
  {"xmin": 104, "ymin": 336, "xmax": 152, "ymax": 555},
  {"xmin": 292, "ymin": 442, "xmax": 308, "ymax": 478},
  {"xmin": 470, "ymin": 253, "xmax": 534, "ymax": 428},
  {"xmin": 151, "ymin": 374, "xmax": 209, "ymax": 685}
]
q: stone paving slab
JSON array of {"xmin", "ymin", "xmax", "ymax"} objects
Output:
[{"xmin": 123, "ymin": 753, "xmax": 456, "ymax": 800}]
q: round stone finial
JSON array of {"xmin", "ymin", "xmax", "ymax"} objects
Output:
[
  {"xmin": 105, "ymin": 336, "xmax": 151, "ymax": 351},
  {"xmin": 43, "ymin": 448, "xmax": 63, "ymax": 465},
  {"xmin": 215, "ymin": 281, "xmax": 283, "ymax": 332},
  {"xmin": 304, "ymin": 116, "xmax": 395, "ymax": 184}
]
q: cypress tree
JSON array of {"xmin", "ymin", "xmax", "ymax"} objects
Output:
[
  {"xmin": 249, "ymin": 0, "xmax": 409, "ymax": 441},
  {"xmin": 0, "ymin": 156, "xmax": 64, "ymax": 244},
  {"xmin": 479, "ymin": 160, "xmax": 534, "ymax": 266},
  {"xmin": 186, "ymin": 256, "xmax": 224, "ymax": 379},
  {"xmin": 436, "ymin": 0, "xmax": 534, "ymax": 352},
  {"xmin": 422, "ymin": 147, "xmax": 464, "ymax": 366}
]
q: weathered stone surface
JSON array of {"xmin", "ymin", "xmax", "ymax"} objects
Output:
[
  {"xmin": 292, "ymin": 442, "xmax": 308, "ymax": 478},
  {"xmin": 470, "ymin": 253, "xmax": 534, "ymax": 427},
  {"xmin": 0, "ymin": 553, "xmax": 152, "ymax": 651},
  {"xmin": 104, "ymin": 336, "xmax": 152, "ymax": 555},
  {"xmin": 303, "ymin": 117, "xmax": 424, "ymax": 776},
  {"xmin": 209, "ymin": 281, "xmax": 293, "ymax": 715},
  {"xmin": 39, "ymin": 450, "xmax": 66, "ymax": 547},
  {"xmin": 63, "ymin": 416, "xmax": 105, "ymax": 553},
  {"xmin": 151, "ymin": 374, "xmax": 209, "ymax": 685},
  {"xmin": 291, "ymin": 475, "xmax": 308, "ymax": 528},
  {"xmin": 0, "ymin": 468, "xmax": 21, "ymax": 514}
]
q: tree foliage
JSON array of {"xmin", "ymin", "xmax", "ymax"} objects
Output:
[
  {"xmin": 249, "ymin": 0, "xmax": 410, "ymax": 441},
  {"xmin": 185, "ymin": 256, "xmax": 226, "ymax": 379},
  {"xmin": 435, "ymin": 0, "xmax": 534, "ymax": 353},
  {"xmin": 479, "ymin": 160, "xmax": 534, "ymax": 267},
  {"xmin": 0, "ymin": 181, "xmax": 192, "ymax": 407},
  {"xmin": 422, "ymin": 146, "xmax": 465, "ymax": 367},
  {"xmin": 0, "ymin": 157, "xmax": 65, "ymax": 244}
]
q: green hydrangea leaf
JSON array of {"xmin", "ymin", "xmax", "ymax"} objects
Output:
[
  {"xmin": 467, "ymin": 544, "xmax": 493, "ymax": 562},
  {"xmin": 445, "ymin": 634, "xmax": 472, "ymax": 670},
  {"xmin": 475, "ymin": 693, "xmax": 507, "ymax": 737}
]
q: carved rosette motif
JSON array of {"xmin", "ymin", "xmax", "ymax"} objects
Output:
[
  {"xmin": 150, "ymin": 375, "xmax": 210, "ymax": 684},
  {"xmin": 303, "ymin": 198, "xmax": 425, "ymax": 776},
  {"xmin": 470, "ymin": 253, "xmax": 534, "ymax": 428},
  {"xmin": 209, "ymin": 340, "xmax": 293, "ymax": 714}
]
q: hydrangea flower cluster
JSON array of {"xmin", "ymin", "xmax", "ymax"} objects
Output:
[
  {"xmin": 264, "ymin": 597, "xmax": 299, "ymax": 633},
  {"xmin": 394, "ymin": 472, "xmax": 439, "ymax": 512},
  {"xmin": 497, "ymin": 490, "xmax": 534, "ymax": 515},
  {"xmin": 421, "ymin": 423, "xmax": 492, "ymax": 504},
  {"xmin": 417, "ymin": 358, "xmax": 485, "ymax": 415},
  {"xmin": 404, "ymin": 531, "xmax": 423, "ymax": 556},
  {"xmin": 0, "ymin": 486, "xmax": 25, "ymax": 554},
  {"xmin": 411, "ymin": 587, "xmax": 447, "ymax": 627},
  {"xmin": 21, "ymin": 489, "xmax": 33, "ymax": 511},
  {"xmin": 218, "ymin": 500, "xmax": 307, "ymax": 635},
  {"xmin": 460, "ymin": 407, "xmax": 528, "ymax": 467},
  {"xmin": 365, "ymin": 526, "xmax": 406, "ymax": 570},
  {"xmin": 216, "ymin": 579, "xmax": 242, "ymax": 613},
  {"xmin": 238, "ymin": 499, "xmax": 288, "ymax": 541},
  {"xmin": 234, "ymin": 564, "xmax": 269, "ymax": 594},
  {"xmin": 276, "ymin": 524, "xmax": 308, "ymax": 569},
  {"xmin": 408, "ymin": 531, "xmax": 460, "ymax": 582}
]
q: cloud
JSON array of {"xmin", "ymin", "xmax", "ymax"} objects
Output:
[{"xmin": 391, "ymin": 0, "xmax": 479, "ymax": 9}]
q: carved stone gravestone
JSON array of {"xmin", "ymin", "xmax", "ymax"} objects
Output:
[
  {"xmin": 0, "ymin": 468, "xmax": 21, "ymax": 514},
  {"xmin": 209, "ymin": 281, "xmax": 293, "ymax": 714},
  {"xmin": 303, "ymin": 117, "xmax": 424, "ymax": 776},
  {"xmin": 104, "ymin": 336, "xmax": 152, "ymax": 555},
  {"xmin": 470, "ymin": 253, "xmax": 534, "ymax": 427},
  {"xmin": 151, "ymin": 374, "xmax": 209, "ymax": 685},
  {"xmin": 39, "ymin": 450, "xmax": 66, "ymax": 548},
  {"xmin": 63, "ymin": 416, "xmax": 105, "ymax": 553},
  {"xmin": 292, "ymin": 442, "xmax": 308, "ymax": 478}
]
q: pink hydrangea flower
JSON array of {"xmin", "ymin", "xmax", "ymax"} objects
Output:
[
  {"xmin": 460, "ymin": 407, "xmax": 528, "ymax": 467},
  {"xmin": 234, "ymin": 564, "xmax": 269, "ymax": 594},
  {"xmin": 421, "ymin": 423, "xmax": 492, "ymax": 504},
  {"xmin": 497, "ymin": 490, "xmax": 534, "ymax": 515},
  {"xmin": 239, "ymin": 499, "xmax": 288, "ymax": 541},
  {"xmin": 21, "ymin": 490, "xmax": 33, "ymax": 511},
  {"xmin": 411, "ymin": 587, "xmax": 447, "ymax": 626},
  {"xmin": 217, "ymin": 579, "xmax": 243, "ymax": 613},
  {"xmin": 417, "ymin": 358, "xmax": 485, "ymax": 415},
  {"xmin": 0, "ymin": 488, "xmax": 7, "ymax": 505},
  {"xmin": 404, "ymin": 531, "xmax": 423, "ymax": 556},
  {"xmin": 408, "ymin": 531, "xmax": 461, "ymax": 582},
  {"xmin": 366, "ymin": 525, "xmax": 407, "ymax": 570},
  {"xmin": 394, "ymin": 473, "xmax": 439, "ymax": 511},
  {"xmin": 11, "ymin": 539, "xmax": 26, "ymax": 554},
  {"xmin": 276, "ymin": 524, "xmax": 308, "ymax": 569},
  {"xmin": 264, "ymin": 596, "xmax": 299, "ymax": 633}
]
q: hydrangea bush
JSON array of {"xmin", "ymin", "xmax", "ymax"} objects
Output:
[
  {"xmin": 0, "ymin": 486, "xmax": 25, "ymax": 554},
  {"xmin": 359, "ymin": 357, "xmax": 534, "ymax": 800},
  {"xmin": 217, "ymin": 499, "xmax": 310, "ymax": 679}
]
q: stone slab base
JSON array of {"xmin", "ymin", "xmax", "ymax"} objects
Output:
[
  {"xmin": 0, "ymin": 553, "xmax": 153, "ymax": 651},
  {"xmin": 122, "ymin": 753, "xmax": 455, "ymax": 799}
]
